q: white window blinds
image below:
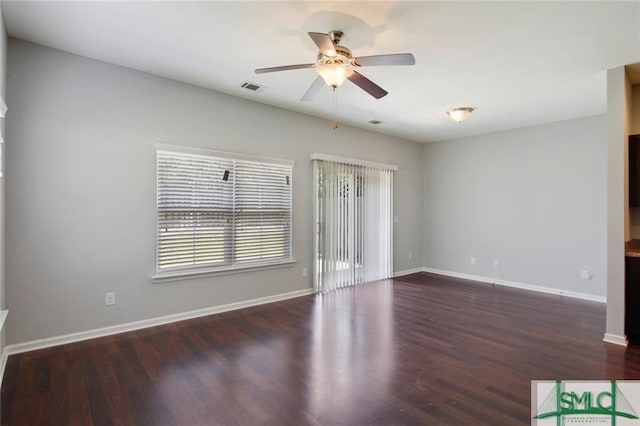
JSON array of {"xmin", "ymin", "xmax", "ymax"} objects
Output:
[
  {"xmin": 312, "ymin": 154, "xmax": 395, "ymax": 293},
  {"xmin": 156, "ymin": 145, "xmax": 293, "ymax": 276}
]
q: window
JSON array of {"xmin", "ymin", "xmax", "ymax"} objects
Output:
[{"xmin": 155, "ymin": 144, "xmax": 293, "ymax": 279}]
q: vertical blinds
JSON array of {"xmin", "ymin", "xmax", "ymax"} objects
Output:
[
  {"xmin": 313, "ymin": 157, "xmax": 394, "ymax": 293},
  {"xmin": 156, "ymin": 148, "xmax": 293, "ymax": 275}
]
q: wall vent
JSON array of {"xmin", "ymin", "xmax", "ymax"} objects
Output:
[
  {"xmin": 368, "ymin": 120, "xmax": 383, "ymax": 125},
  {"xmin": 241, "ymin": 82, "xmax": 265, "ymax": 92}
]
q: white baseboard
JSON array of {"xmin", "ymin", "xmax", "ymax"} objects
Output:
[
  {"xmin": 603, "ymin": 333, "xmax": 628, "ymax": 346},
  {"xmin": 422, "ymin": 267, "xmax": 494, "ymax": 285},
  {"xmin": 5, "ymin": 288, "xmax": 314, "ymax": 356},
  {"xmin": 421, "ymin": 267, "xmax": 607, "ymax": 303},
  {"xmin": 393, "ymin": 268, "xmax": 423, "ymax": 278},
  {"xmin": 0, "ymin": 310, "xmax": 9, "ymax": 389},
  {"xmin": 0, "ymin": 346, "xmax": 7, "ymax": 388}
]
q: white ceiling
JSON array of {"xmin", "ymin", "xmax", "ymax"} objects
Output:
[{"xmin": 3, "ymin": 1, "xmax": 640, "ymax": 143}]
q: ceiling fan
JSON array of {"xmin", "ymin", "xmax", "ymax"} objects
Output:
[{"xmin": 255, "ymin": 31, "xmax": 415, "ymax": 100}]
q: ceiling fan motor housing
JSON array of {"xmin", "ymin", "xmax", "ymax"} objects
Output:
[{"xmin": 318, "ymin": 45, "xmax": 353, "ymax": 66}]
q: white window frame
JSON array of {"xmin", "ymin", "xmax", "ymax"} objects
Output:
[{"xmin": 153, "ymin": 143, "xmax": 295, "ymax": 283}]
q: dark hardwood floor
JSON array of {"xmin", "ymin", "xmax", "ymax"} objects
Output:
[{"xmin": 2, "ymin": 272, "xmax": 639, "ymax": 425}]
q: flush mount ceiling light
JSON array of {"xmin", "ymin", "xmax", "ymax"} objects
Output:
[{"xmin": 447, "ymin": 107, "xmax": 474, "ymax": 123}]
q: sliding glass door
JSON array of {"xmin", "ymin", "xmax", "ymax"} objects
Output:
[{"xmin": 312, "ymin": 156, "xmax": 394, "ymax": 293}]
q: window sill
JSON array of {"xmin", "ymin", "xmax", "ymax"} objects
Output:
[{"xmin": 152, "ymin": 259, "xmax": 297, "ymax": 283}]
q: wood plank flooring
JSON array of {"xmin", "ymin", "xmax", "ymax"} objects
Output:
[{"xmin": 2, "ymin": 272, "xmax": 640, "ymax": 425}]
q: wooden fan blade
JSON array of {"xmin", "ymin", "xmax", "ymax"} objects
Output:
[
  {"xmin": 354, "ymin": 53, "xmax": 416, "ymax": 67},
  {"xmin": 301, "ymin": 76, "xmax": 325, "ymax": 101},
  {"xmin": 348, "ymin": 71, "xmax": 388, "ymax": 99},
  {"xmin": 255, "ymin": 63, "xmax": 315, "ymax": 74},
  {"xmin": 308, "ymin": 32, "xmax": 336, "ymax": 57}
]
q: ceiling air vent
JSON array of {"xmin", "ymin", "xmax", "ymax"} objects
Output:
[
  {"xmin": 241, "ymin": 82, "xmax": 265, "ymax": 93},
  {"xmin": 368, "ymin": 120, "xmax": 383, "ymax": 125}
]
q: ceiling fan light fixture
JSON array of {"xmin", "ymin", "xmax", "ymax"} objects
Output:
[
  {"xmin": 255, "ymin": 31, "xmax": 415, "ymax": 100},
  {"xmin": 447, "ymin": 107, "xmax": 474, "ymax": 123},
  {"xmin": 317, "ymin": 63, "xmax": 353, "ymax": 88}
]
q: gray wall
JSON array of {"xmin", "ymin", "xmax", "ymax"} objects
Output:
[
  {"xmin": 5, "ymin": 39, "xmax": 423, "ymax": 345},
  {"xmin": 422, "ymin": 116, "xmax": 607, "ymax": 298}
]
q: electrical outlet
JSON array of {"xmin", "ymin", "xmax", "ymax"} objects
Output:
[
  {"xmin": 302, "ymin": 268, "xmax": 308, "ymax": 278},
  {"xmin": 105, "ymin": 292, "xmax": 116, "ymax": 306},
  {"xmin": 470, "ymin": 257, "xmax": 476, "ymax": 265},
  {"xmin": 408, "ymin": 252, "xmax": 413, "ymax": 260},
  {"xmin": 580, "ymin": 270, "xmax": 592, "ymax": 280},
  {"xmin": 493, "ymin": 260, "xmax": 500, "ymax": 269}
]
